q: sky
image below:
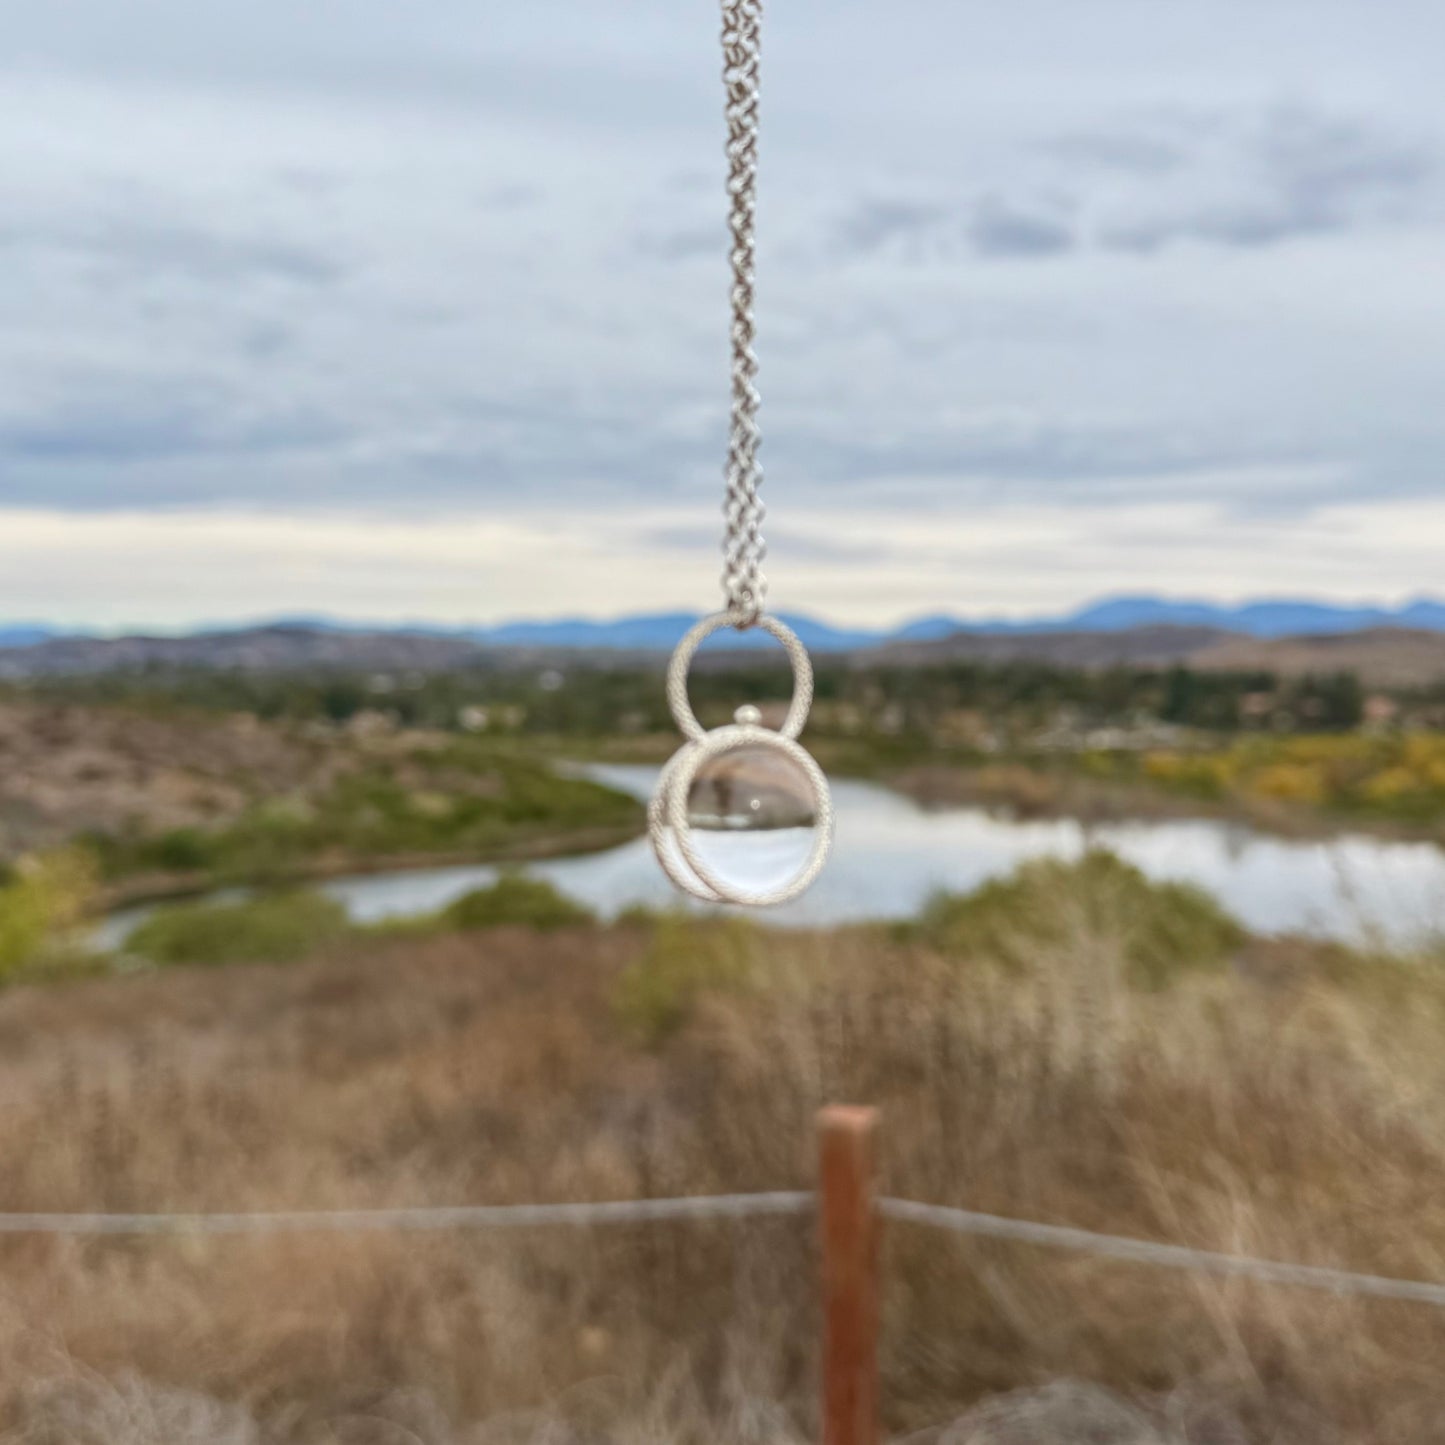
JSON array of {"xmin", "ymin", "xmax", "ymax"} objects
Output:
[{"xmin": 2, "ymin": 0, "xmax": 1443, "ymax": 629}]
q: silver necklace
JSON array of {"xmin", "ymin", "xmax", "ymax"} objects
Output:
[{"xmin": 648, "ymin": 0, "xmax": 834, "ymax": 907}]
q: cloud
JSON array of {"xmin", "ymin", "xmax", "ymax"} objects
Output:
[
  {"xmin": 1097, "ymin": 107, "xmax": 1438, "ymax": 252},
  {"xmin": 634, "ymin": 225, "xmax": 723, "ymax": 262},
  {"xmin": 479, "ymin": 184, "xmax": 540, "ymax": 212},
  {"xmin": 1, "ymin": 2, "xmax": 1444, "ymax": 622},
  {"xmin": 832, "ymin": 195, "xmax": 1076, "ymax": 262},
  {"xmin": 1041, "ymin": 127, "xmax": 1193, "ymax": 176},
  {"xmin": 5, "ymin": 494, "xmax": 1445, "ymax": 631},
  {"xmin": 0, "ymin": 216, "xmax": 342, "ymax": 286},
  {"xmin": 831, "ymin": 106, "xmax": 1439, "ymax": 267},
  {"xmin": 833, "ymin": 199, "xmax": 955, "ymax": 259},
  {"xmin": 0, "ymin": 396, "xmax": 344, "ymax": 466},
  {"xmin": 640, "ymin": 521, "xmax": 888, "ymax": 568},
  {"xmin": 968, "ymin": 196, "xmax": 1076, "ymax": 258}
]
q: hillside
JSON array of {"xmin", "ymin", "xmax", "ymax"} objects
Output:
[
  {"xmin": 0, "ymin": 701, "xmax": 643, "ymax": 884},
  {"xmin": 866, "ymin": 623, "xmax": 1445, "ymax": 686},
  {"xmin": 8, "ymin": 618, "xmax": 1445, "ymax": 690},
  {"xmin": 0, "ymin": 626, "xmax": 494, "ymax": 679},
  {"xmin": 0, "ymin": 701, "xmax": 343, "ymax": 857},
  {"xmin": 861, "ymin": 624, "xmax": 1234, "ymax": 670},
  {"xmin": 8, "ymin": 595, "xmax": 1445, "ymax": 680},
  {"xmin": 1191, "ymin": 627, "xmax": 1445, "ymax": 687},
  {"xmin": 0, "ymin": 621, "xmax": 1251, "ymax": 680}
]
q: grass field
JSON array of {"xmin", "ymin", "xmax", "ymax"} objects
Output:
[
  {"xmin": 0, "ymin": 701, "xmax": 644, "ymax": 906},
  {"xmin": 1, "ymin": 857, "xmax": 1444, "ymax": 1442}
]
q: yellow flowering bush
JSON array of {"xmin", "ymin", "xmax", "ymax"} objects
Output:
[
  {"xmin": 0, "ymin": 849, "xmax": 98, "ymax": 983},
  {"xmin": 1137, "ymin": 734, "xmax": 1445, "ymax": 823}
]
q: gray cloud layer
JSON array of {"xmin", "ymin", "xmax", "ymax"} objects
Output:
[
  {"xmin": 831, "ymin": 107, "xmax": 1437, "ymax": 263},
  {"xmin": 1, "ymin": 0, "xmax": 1443, "ymax": 540}
]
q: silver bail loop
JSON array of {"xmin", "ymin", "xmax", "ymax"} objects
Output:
[{"xmin": 651, "ymin": 610, "xmax": 833, "ymax": 907}]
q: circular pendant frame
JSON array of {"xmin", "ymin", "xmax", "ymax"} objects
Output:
[
  {"xmin": 662, "ymin": 723, "xmax": 833, "ymax": 907},
  {"xmin": 650, "ymin": 610, "xmax": 833, "ymax": 907},
  {"xmin": 648, "ymin": 744, "xmax": 722, "ymax": 902}
]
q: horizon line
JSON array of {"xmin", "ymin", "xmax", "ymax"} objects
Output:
[{"xmin": 8, "ymin": 591, "xmax": 1445, "ymax": 642}]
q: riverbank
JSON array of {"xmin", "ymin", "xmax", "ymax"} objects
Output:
[
  {"xmin": 884, "ymin": 759, "xmax": 1374, "ymax": 838},
  {"xmin": 94, "ymin": 819, "xmax": 643, "ymax": 913},
  {"xmin": 0, "ymin": 701, "xmax": 646, "ymax": 899},
  {"xmin": 82, "ymin": 762, "xmax": 1445, "ymax": 962},
  {"xmin": 9, "ymin": 696, "xmax": 1445, "ymax": 951},
  {"xmin": 2, "ymin": 859, "xmax": 1444, "ymax": 1440},
  {"xmin": 552, "ymin": 731, "xmax": 1445, "ymax": 847},
  {"xmin": 10, "ymin": 695, "xmax": 1443, "ymax": 886},
  {"xmin": 842, "ymin": 738, "xmax": 1445, "ymax": 848}
]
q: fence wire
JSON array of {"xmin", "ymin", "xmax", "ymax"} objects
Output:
[
  {"xmin": 0, "ymin": 1192, "xmax": 812, "ymax": 1236},
  {"xmin": 878, "ymin": 1197, "xmax": 1445, "ymax": 1309},
  {"xmin": 1, "ymin": 1191, "xmax": 1442, "ymax": 1311}
]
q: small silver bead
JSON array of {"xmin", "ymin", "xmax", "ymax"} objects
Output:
[{"xmin": 733, "ymin": 704, "xmax": 763, "ymax": 727}]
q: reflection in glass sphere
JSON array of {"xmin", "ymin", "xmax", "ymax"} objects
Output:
[{"xmin": 685, "ymin": 743, "xmax": 817, "ymax": 895}]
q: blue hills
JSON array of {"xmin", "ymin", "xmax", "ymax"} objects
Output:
[
  {"xmin": 1062, "ymin": 596, "xmax": 1445, "ymax": 639},
  {"xmin": 6, "ymin": 597, "xmax": 1445, "ymax": 653},
  {"xmin": 462, "ymin": 596, "xmax": 1445, "ymax": 652},
  {"xmin": 0, "ymin": 625, "xmax": 60, "ymax": 648}
]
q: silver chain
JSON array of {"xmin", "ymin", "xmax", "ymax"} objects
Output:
[{"xmin": 720, "ymin": 0, "xmax": 766, "ymax": 622}]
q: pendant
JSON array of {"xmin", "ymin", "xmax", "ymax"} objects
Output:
[{"xmin": 650, "ymin": 611, "xmax": 833, "ymax": 906}]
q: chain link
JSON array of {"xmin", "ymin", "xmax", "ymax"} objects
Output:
[{"xmin": 720, "ymin": 0, "xmax": 766, "ymax": 622}]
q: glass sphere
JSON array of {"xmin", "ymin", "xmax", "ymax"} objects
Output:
[{"xmin": 684, "ymin": 743, "xmax": 817, "ymax": 896}]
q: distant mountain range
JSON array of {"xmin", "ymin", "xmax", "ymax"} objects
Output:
[
  {"xmin": 6, "ymin": 596, "xmax": 1445, "ymax": 679},
  {"xmin": 276, "ymin": 596, "xmax": 1445, "ymax": 650},
  {"xmin": 392, "ymin": 596, "xmax": 1445, "ymax": 650},
  {"xmin": 0, "ymin": 626, "xmax": 59, "ymax": 649},
  {"xmin": 1055, "ymin": 596, "xmax": 1445, "ymax": 639}
]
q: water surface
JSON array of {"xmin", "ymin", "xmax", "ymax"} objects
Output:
[{"xmin": 102, "ymin": 764, "xmax": 1445, "ymax": 949}]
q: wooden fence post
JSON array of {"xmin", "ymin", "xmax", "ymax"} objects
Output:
[{"xmin": 819, "ymin": 1105, "xmax": 880, "ymax": 1445}]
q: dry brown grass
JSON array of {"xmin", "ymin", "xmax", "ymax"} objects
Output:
[
  {"xmin": 0, "ymin": 701, "xmax": 350, "ymax": 856},
  {"xmin": 1194, "ymin": 627, "xmax": 1445, "ymax": 688},
  {"xmin": 1, "ymin": 903, "xmax": 1444, "ymax": 1442}
]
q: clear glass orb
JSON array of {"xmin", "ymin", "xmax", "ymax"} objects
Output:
[
  {"xmin": 685, "ymin": 743, "xmax": 817, "ymax": 895},
  {"xmin": 652, "ymin": 820, "xmax": 718, "ymax": 901}
]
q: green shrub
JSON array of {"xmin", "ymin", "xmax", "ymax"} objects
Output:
[
  {"xmin": 0, "ymin": 849, "xmax": 99, "ymax": 983},
  {"xmin": 613, "ymin": 914, "xmax": 760, "ymax": 1045},
  {"xmin": 614, "ymin": 902, "xmax": 666, "ymax": 928},
  {"xmin": 89, "ymin": 753, "xmax": 644, "ymax": 886},
  {"xmin": 915, "ymin": 849, "xmax": 1244, "ymax": 989},
  {"xmin": 441, "ymin": 873, "xmax": 594, "ymax": 932},
  {"xmin": 146, "ymin": 828, "xmax": 221, "ymax": 873},
  {"xmin": 124, "ymin": 891, "xmax": 350, "ymax": 967}
]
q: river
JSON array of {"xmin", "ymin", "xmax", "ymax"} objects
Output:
[{"xmin": 98, "ymin": 763, "xmax": 1445, "ymax": 950}]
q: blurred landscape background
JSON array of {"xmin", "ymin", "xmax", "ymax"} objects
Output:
[
  {"xmin": 7, "ymin": 601, "xmax": 1445, "ymax": 1443},
  {"xmin": 5, "ymin": 0, "xmax": 1445, "ymax": 1441}
]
